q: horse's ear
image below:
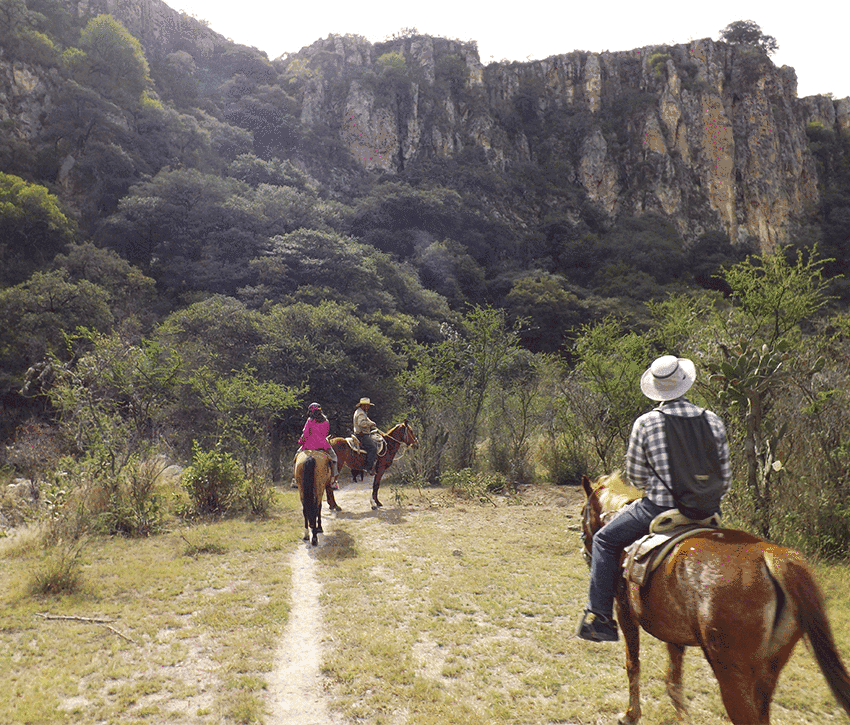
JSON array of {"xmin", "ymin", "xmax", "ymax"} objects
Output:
[
  {"xmin": 404, "ymin": 419, "xmax": 408, "ymax": 426},
  {"xmin": 581, "ymin": 475, "xmax": 594, "ymax": 498}
]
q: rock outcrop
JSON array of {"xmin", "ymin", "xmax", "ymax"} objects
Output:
[
  {"xmin": 3, "ymin": 0, "xmax": 850, "ymax": 252},
  {"xmin": 292, "ymin": 34, "xmax": 849, "ymax": 250}
]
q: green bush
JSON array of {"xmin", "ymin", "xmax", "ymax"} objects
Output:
[
  {"xmin": 238, "ymin": 474, "xmax": 274, "ymax": 517},
  {"xmin": 182, "ymin": 444, "xmax": 244, "ymax": 515},
  {"xmin": 539, "ymin": 438, "xmax": 592, "ymax": 487},
  {"xmin": 96, "ymin": 457, "xmax": 164, "ymax": 537},
  {"xmin": 440, "ymin": 468, "xmax": 502, "ymax": 502}
]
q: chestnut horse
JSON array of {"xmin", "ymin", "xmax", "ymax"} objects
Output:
[
  {"xmin": 581, "ymin": 472, "xmax": 850, "ymax": 725},
  {"xmin": 294, "ymin": 450, "xmax": 330, "ymax": 545},
  {"xmin": 326, "ymin": 421, "xmax": 419, "ymax": 510}
]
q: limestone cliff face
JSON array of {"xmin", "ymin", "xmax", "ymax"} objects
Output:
[
  {"xmin": 58, "ymin": 0, "xmax": 227, "ymax": 59},
  {"xmin": 0, "ymin": 58, "xmax": 60, "ymax": 142},
  {"xmin": 3, "ymin": 0, "xmax": 849, "ymax": 253},
  {"xmin": 294, "ymin": 34, "xmax": 849, "ymax": 251}
]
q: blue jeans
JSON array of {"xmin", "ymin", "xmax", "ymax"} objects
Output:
[
  {"xmin": 356, "ymin": 433, "xmax": 377, "ymax": 471},
  {"xmin": 588, "ymin": 497, "xmax": 668, "ymax": 618}
]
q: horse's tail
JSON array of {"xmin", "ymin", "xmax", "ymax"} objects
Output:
[
  {"xmin": 770, "ymin": 548, "xmax": 850, "ymax": 717},
  {"xmin": 302, "ymin": 455, "xmax": 318, "ymax": 529}
]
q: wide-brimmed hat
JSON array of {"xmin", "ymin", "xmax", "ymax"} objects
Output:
[
  {"xmin": 358, "ymin": 397, "xmax": 373, "ymax": 407},
  {"xmin": 640, "ymin": 355, "xmax": 696, "ymax": 401}
]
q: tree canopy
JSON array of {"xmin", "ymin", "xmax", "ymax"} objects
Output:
[{"xmin": 719, "ymin": 20, "xmax": 778, "ymax": 55}]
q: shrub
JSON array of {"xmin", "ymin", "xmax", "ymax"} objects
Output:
[
  {"xmin": 182, "ymin": 444, "xmax": 243, "ymax": 515},
  {"xmin": 647, "ymin": 52, "xmax": 672, "ymax": 78},
  {"xmin": 539, "ymin": 437, "xmax": 592, "ymax": 487},
  {"xmin": 440, "ymin": 468, "xmax": 501, "ymax": 502},
  {"xmin": 97, "ymin": 457, "xmax": 165, "ymax": 537},
  {"xmin": 29, "ymin": 539, "xmax": 86, "ymax": 597},
  {"xmin": 238, "ymin": 474, "xmax": 274, "ymax": 517}
]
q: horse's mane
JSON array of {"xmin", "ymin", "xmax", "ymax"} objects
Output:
[{"xmin": 595, "ymin": 470, "xmax": 644, "ymax": 514}]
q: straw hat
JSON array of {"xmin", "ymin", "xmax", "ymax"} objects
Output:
[
  {"xmin": 358, "ymin": 397, "xmax": 373, "ymax": 407},
  {"xmin": 639, "ymin": 355, "xmax": 696, "ymax": 401}
]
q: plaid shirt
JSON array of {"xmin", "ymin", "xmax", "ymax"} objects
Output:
[{"xmin": 625, "ymin": 397, "xmax": 732, "ymax": 508}]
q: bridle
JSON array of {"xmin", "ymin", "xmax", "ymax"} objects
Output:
[
  {"xmin": 382, "ymin": 423, "xmax": 419, "ymax": 461},
  {"xmin": 580, "ymin": 490, "xmax": 616, "ymax": 566}
]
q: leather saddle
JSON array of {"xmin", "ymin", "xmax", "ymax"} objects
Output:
[
  {"xmin": 622, "ymin": 510, "xmax": 722, "ymax": 586},
  {"xmin": 345, "ymin": 431, "xmax": 387, "ymax": 457}
]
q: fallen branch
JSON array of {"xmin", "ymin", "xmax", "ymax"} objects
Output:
[
  {"xmin": 36, "ymin": 613, "xmax": 138, "ymax": 644},
  {"xmin": 36, "ymin": 613, "xmax": 114, "ymax": 624}
]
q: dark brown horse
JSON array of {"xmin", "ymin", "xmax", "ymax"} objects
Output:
[
  {"xmin": 326, "ymin": 421, "xmax": 419, "ymax": 510},
  {"xmin": 581, "ymin": 472, "xmax": 850, "ymax": 725},
  {"xmin": 295, "ymin": 450, "xmax": 331, "ymax": 545}
]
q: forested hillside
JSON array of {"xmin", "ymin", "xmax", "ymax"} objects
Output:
[{"xmin": 3, "ymin": 0, "xmax": 850, "ymax": 559}]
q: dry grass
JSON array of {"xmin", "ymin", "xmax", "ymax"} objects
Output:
[
  {"xmin": 0, "ymin": 492, "xmax": 303, "ymax": 725},
  {"xmin": 316, "ymin": 485, "xmax": 850, "ymax": 725},
  {"xmin": 2, "ymin": 480, "xmax": 850, "ymax": 725}
]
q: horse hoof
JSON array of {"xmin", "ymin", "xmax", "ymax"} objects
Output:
[
  {"xmin": 332, "ymin": 505, "xmax": 341, "ymax": 511},
  {"xmin": 311, "ymin": 537, "xmax": 318, "ymax": 546},
  {"xmin": 316, "ymin": 526, "xmax": 323, "ymax": 533}
]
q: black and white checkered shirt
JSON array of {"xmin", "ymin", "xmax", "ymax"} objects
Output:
[{"xmin": 625, "ymin": 397, "xmax": 732, "ymax": 508}]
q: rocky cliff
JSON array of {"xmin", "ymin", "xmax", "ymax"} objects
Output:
[
  {"xmin": 3, "ymin": 0, "xmax": 850, "ymax": 253},
  {"xmin": 293, "ymin": 34, "xmax": 850, "ymax": 250}
]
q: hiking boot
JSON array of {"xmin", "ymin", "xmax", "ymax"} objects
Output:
[{"xmin": 577, "ymin": 611, "xmax": 619, "ymax": 642}]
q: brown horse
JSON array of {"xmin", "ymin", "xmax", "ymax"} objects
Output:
[
  {"xmin": 326, "ymin": 421, "xmax": 419, "ymax": 510},
  {"xmin": 295, "ymin": 450, "xmax": 331, "ymax": 545},
  {"xmin": 581, "ymin": 472, "xmax": 850, "ymax": 725}
]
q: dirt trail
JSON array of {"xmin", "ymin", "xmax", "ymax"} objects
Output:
[{"xmin": 265, "ymin": 480, "xmax": 375, "ymax": 725}]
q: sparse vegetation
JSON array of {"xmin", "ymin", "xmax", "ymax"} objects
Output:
[{"xmin": 3, "ymin": 6, "xmax": 850, "ymax": 721}]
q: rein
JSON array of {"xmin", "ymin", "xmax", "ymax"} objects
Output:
[
  {"xmin": 376, "ymin": 424, "xmax": 415, "ymax": 461},
  {"xmin": 580, "ymin": 491, "xmax": 617, "ymax": 565}
]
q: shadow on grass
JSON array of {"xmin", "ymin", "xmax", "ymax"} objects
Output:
[{"xmin": 314, "ymin": 527, "xmax": 357, "ymax": 560}]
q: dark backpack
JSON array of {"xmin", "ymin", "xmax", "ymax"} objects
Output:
[{"xmin": 658, "ymin": 410, "xmax": 724, "ymax": 520}]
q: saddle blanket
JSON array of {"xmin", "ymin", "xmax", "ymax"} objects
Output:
[{"xmin": 623, "ymin": 510, "xmax": 721, "ymax": 586}]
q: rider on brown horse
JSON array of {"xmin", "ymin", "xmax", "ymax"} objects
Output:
[
  {"xmin": 353, "ymin": 397, "xmax": 378, "ymax": 476},
  {"xmin": 578, "ymin": 355, "xmax": 732, "ymax": 642},
  {"xmin": 298, "ymin": 402, "xmax": 339, "ymax": 486}
]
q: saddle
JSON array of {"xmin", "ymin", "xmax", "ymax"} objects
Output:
[
  {"xmin": 301, "ymin": 449, "xmax": 332, "ymax": 467},
  {"xmin": 622, "ymin": 509, "xmax": 722, "ymax": 586},
  {"xmin": 345, "ymin": 431, "xmax": 387, "ymax": 457}
]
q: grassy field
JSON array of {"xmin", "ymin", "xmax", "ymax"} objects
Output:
[
  {"xmin": 2, "ymin": 479, "xmax": 850, "ymax": 725},
  {"xmin": 0, "ymin": 493, "xmax": 304, "ymax": 725}
]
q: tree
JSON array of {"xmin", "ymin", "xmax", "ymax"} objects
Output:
[
  {"xmin": 571, "ymin": 316, "xmax": 652, "ymax": 468},
  {"xmin": 719, "ymin": 20, "xmax": 778, "ymax": 55},
  {"xmin": 487, "ymin": 348, "xmax": 545, "ymax": 488},
  {"xmin": 505, "ymin": 272, "xmax": 583, "ymax": 353},
  {"xmin": 409, "ymin": 307, "xmax": 520, "ymax": 472},
  {"xmin": 70, "ymin": 14, "xmax": 152, "ymax": 103},
  {"xmin": 49, "ymin": 329, "xmax": 181, "ymax": 477},
  {"xmin": 0, "ymin": 172, "xmax": 77, "ymax": 286},
  {"xmin": 52, "ymin": 242, "xmax": 158, "ymax": 324},
  {"xmin": 186, "ymin": 366, "xmax": 301, "ymax": 472},
  {"xmin": 707, "ymin": 247, "xmax": 831, "ymax": 537},
  {"xmin": 0, "ymin": 270, "xmax": 112, "ymax": 390}
]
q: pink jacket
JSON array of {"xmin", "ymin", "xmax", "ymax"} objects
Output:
[{"xmin": 299, "ymin": 418, "xmax": 330, "ymax": 450}]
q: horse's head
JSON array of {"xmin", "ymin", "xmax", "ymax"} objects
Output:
[
  {"xmin": 580, "ymin": 471, "xmax": 643, "ymax": 565},
  {"xmin": 391, "ymin": 420, "xmax": 419, "ymax": 449}
]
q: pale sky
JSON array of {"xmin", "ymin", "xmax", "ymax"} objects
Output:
[{"xmin": 170, "ymin": 0, "xmax": 848, "ymax": 99}]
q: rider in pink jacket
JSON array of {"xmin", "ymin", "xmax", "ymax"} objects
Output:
[{"xmin": 299, "ymin": 402, "xmax": 339, "ymax": 485}]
